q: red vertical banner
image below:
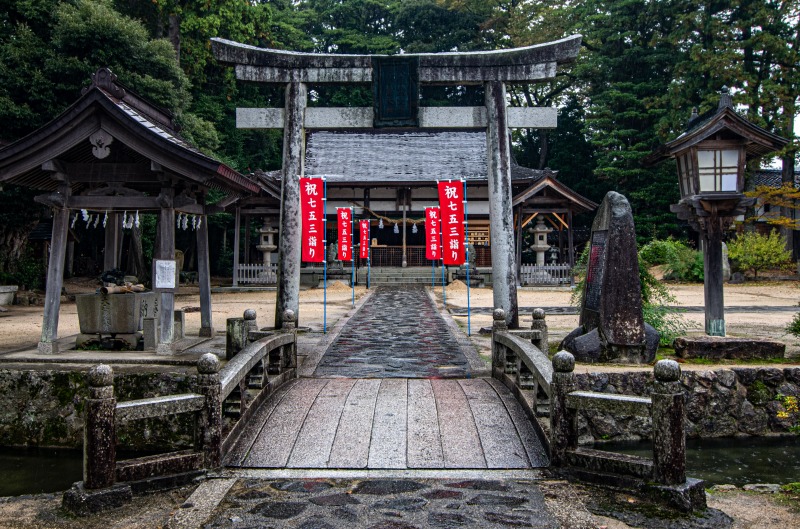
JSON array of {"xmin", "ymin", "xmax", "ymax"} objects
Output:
[
  {"xmin": 359, "ymin": 219, "xmax": 370, "ymax": 259},
  {"xmin": 300, "ymin": 177, "xmax": 324, "ymax": 262},
  {"xmin": 425, "ymin": 207, "xmax": 440, "ymax": 260},
  {"xmin": 438, "ymin": 181, "xmax": 465, "ymax": 265},
  {"xmin": 337, "ymin": 208, "xmax": 352, "ymax": 261}
]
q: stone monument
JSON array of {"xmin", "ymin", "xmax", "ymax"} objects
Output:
[{"xmin": 560, "ymin": 192, "xmax": 658, "ymax": 363}]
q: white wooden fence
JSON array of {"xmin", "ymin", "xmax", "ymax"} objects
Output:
[
  {"xmin": 235, "ymin": 263, "xmax": 278, "ymax": 285},
  {"xmin": 520, "ymin": 264, "xmax": 572, "ymax": 286}
]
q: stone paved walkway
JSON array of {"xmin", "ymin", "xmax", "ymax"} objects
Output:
[
  {"xmin": 203, "ymin": 477, "xmax": 558, "ymax": 529},
  {"xmin": 227, "ymin": 377, "xmax": 548, "ymax": 470},
  {"xmin": 314, "ymin": 286, "xmax": 473, "ymax": 378}
]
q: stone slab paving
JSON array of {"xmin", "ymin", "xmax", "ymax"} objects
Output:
[
  {"xmin": 450, "ymin": 305, "xmax": 799, "ymax": 315},
  {"xmin": 203, "ymin": 477, "xmax": 558, "ymax": 529},
  {"xmin": 313, "ymin": 286, "xmax": 474, "ymax": 378},
  {"xmin": 227, "ymin": 378, "xmax": 548, "ymax": 470}
]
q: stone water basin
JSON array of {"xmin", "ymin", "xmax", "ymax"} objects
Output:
[{"xmin": 75, "ymin": 292, "xmax": 142, "ymax": 335}]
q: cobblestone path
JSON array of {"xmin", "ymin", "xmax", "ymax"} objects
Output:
[
  {"xmin": 204, "ymin": 477, "xmax": 558, "ymax": 529},
  {"xmin": 227, "ymin": 377, "xmax": 548, "ymax": 470},
  {"xmin": 314, "ymin": 285, "xmax": 472, "ymax": 378}
]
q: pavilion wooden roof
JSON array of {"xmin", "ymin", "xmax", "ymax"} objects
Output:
[
  {"xmin": 512, "ymin": 175, "xmax": 598, "ymax": 214},
  {"xmin": 0, "ymin": 68, "xmax": 261, "ymax": 204}
]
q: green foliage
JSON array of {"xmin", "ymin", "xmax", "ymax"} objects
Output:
[
  {"xmin": 663, "ymin": 245, "xmax": 704, "ymax": 283},
  {"xmin": 786, "ymin": 305, "xmax": 800, "ymax": 338},
  {"xmin": 0, "ymin": 253, "xmax": 46, "ymax": 290},
  {"xmin": 571, "ymin": 245, "xmax": 687, "ymax": 346},
  {"xmin": 775, "ymin": 394, "xmax": 800, "ymax": 434},
  {"xmin": 639, "ymin": 238, "xmax": 685, "ymax": 266},
  {"xmin": 747, "ymin": 380, "xmax": 771, "ymax": 406},
  {"xmin": 727, "ymin": 230, "xmax": 793, "ymax": 279}
]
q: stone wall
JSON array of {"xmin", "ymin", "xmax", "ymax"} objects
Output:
[
  {"xmin": 0, "ymin": 369, "xmax": 197, "ymax": 449},
  {"xmin": 575, "ymin": 367, "xmax": 800, "ymax": 444}
]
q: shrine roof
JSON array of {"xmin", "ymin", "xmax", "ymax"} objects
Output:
[
  {"xmin": 0, "ymin": 68, "xmax": 260, "ymax": 197},
  {"xmin": 302, "ymin": 130, "xmax": 555, "ymax": 185}
]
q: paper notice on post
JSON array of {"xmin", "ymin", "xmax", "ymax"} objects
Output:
[{"xmin": 154, "ymin": 259, "xmax": 176, "ymax": 290}]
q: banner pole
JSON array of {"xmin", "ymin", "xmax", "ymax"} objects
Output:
[
  {"xmin": 463, "ymin": 179, "xmax": 471, "ymax": 336},
  {"xmin": 367, "ymin": 246, "xmax": 371, "ymax": 289},
  {"xmin": 323, "ymin": 177, "xmax": 328, "ymax": 334},
  {"xmin": 351, "ymin": 207, "xmax": 355, "ymax": 308}
]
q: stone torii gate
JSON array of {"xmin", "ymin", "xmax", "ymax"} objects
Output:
[{"xmin": 212, "ymin": 36, "xmax": 581, "ymax": 328}]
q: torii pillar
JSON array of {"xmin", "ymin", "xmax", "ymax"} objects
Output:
[
  {"xmin": 274, "ymin": 82, "xmax": 306, "ymax": 328},
  {"xmin": 486, "ymin": 81, "xmax": 519, "ymax": 328}
]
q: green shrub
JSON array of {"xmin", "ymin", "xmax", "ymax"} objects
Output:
[
  {"xmin": 786, "ymin": 306, "xmax": 800, "ymax": 337},
  {"xmin": 639, "ymin": 237, "xmax": 684, "ymax": 266},
  {"xmin": 727, "ymin": 230, "xmax": 792, "ymax": 279},
  {"xmin": 639, "ymin": 238, "xmax": 704, "ymax": 282}
]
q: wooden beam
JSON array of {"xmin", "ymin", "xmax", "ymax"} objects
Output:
[
  {"xmin": 53, "ymin": 163, "xmax": 156, "ymax": 183},
  {"xmin": 521, "ymin": 212, "xmax": 538, "ymax": 228},
  {"xmin": 551, "ymin": 212, "xmax": 569, "ymax": 229},
  {"xmin": 240, "ymin": 207, "xmax": 281, "ymax": 215},
  {"xmin": 66, "ymin": 196, "xmax": 162, "ymax": 210}
]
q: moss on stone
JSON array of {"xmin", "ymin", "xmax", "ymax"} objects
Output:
[{"xmin": 747, "ymin": 380, "xmax": 772, "ymax": 406}]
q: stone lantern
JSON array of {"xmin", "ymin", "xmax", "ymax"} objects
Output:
[
  {"xmin": 528, "ymin": 218, "xmax": 552, "ymax": 266},
  {"xmin": 645, "ymin": 87, "xmax": 787, "ymax": 336},
  {"xmin": 256, "ymin": 220, "xmax": 278, "ymax": 277}
]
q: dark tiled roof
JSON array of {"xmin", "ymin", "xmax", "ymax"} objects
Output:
[
  {"xmin": 749, "ymin": 168, "xmax": 800, "ymax": 190},
  {"xmin": 305, "ymin": 130, "xmax": 551, "ymax": 183}
]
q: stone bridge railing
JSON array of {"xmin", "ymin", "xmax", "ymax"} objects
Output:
[
  {"xmin": 491, "ymin": 309, "xmax": 705, "ymax": 512},
  {"xmin": 64, "ymin": 311, "xmax": 298, "ymax": 515}
]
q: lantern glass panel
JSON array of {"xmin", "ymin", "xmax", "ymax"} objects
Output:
[{"xmin": 697, "ymin": 149, "xmax": 740, "ymax": 192}]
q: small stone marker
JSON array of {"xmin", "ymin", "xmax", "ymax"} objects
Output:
[{"xmin": 560, "ymin": 192, "xmax": 658, "ymax": 363}]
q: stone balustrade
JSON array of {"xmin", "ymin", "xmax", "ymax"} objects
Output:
[
  {"xmin": 490, "ymin": 309, "xmax": 705, "ymax": 512},
  {"xmin": 64, "ymin": 310, "xmax": 298, "ymax": 515}
]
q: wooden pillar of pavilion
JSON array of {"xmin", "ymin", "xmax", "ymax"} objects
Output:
[
  {"xmin": 37, "ymin": 185, "xmax": 71, "ymax": 354},
  {"xmin": 232, "ymin": 206, "xmax": 241, "ymax": 287},
  {"xmin": 103, "ymin": 213, "xmax": 120, "ymax": 272},
  {"xmin": 197, "ymin": 210, "xmax": 214, "ymax": 337},
  {"xmin": 156, "ymin": 188, "xmax": 176, "ymax": 354}
]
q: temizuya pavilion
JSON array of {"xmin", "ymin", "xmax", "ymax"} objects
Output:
[
  {"xmin": 0, "ymin": 69, "xmax": 261, "ymax": 354},
  {"xmin": 213, "ymin": 34, "xmax": 584, "ymax": 329}
]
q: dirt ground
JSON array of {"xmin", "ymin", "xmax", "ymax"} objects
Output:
[{"xmin": 1, "ymin": 279, "xmax": 799, "ymax": 363}]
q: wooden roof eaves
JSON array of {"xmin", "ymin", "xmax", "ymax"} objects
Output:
[
  {"xmin": 512, "ymin": 176, "xmax": 598, "ymax": 212},
  {"xmin": 211, "ymin": 35, "xmax": 582, "ymax": 69},
  {"xmin": 0, "ymin": 88, "xmax": 260, "ymax": 195}
]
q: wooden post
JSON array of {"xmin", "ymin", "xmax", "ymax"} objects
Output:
[
  {"xmin": 515, "ymin": 207, "xmax": 523, "ymax": 284},
  {"xmin": 38, "ymin": 186, "xmax": 70, "ymax": 354},
  {"xmin": 232, "ymin": 206, "xmax": 241, "ymax": 287},
  {"xmin": 103, "ymin": 214, "xmax": 120, "ymax": 272},
  {"xmin": 275, "ymin": 82, "xmax": 307, "ymax": 328},
  {"xmin": 485, "ymin": 81, "xmax": 519, "ymax": 328},
  {"xmin": 549, "ymin": 351, "xmax": 577, "ymax": 466},
  {"xmin": 157, "ymin": 191, "xmax": 175, "ymax": 354},
  {"xmin": 652, "ymin": 360, "xmax": 686, "ymax": 485},
  {"xmin": 197, "ymin": 214, "xmax": 214, "ymax": 337},
  {"xmin": 703, "ymin": 219, "xmax": 725, "ymax": 336},
  {"xmin": 243, "ymin": 214, "xmax": 251, "ymax": 265}
]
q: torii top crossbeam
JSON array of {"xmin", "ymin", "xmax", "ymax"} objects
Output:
[{"xmin": 212, "ymin": 35, "xmax": 582, "ymax": 84}]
